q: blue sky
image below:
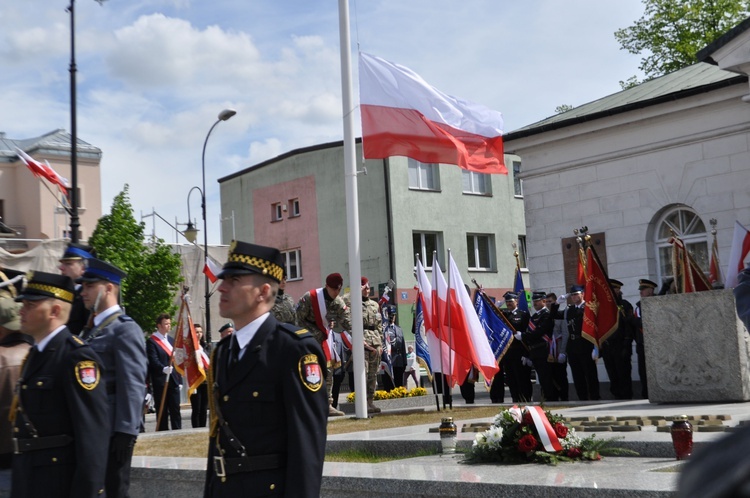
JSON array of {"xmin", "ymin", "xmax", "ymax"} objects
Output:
[{"xmin": 0, "ymin": 0, "xmax": 646, "ymax": 244}]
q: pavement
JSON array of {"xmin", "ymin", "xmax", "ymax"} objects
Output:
[{"xmin": 4, "ymin": 387, "xmax": 749, "ymax": 497}]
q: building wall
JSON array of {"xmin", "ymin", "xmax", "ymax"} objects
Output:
[{"xmin": 505, "ymin": 84, "xmax": 750, "ymax": 304}]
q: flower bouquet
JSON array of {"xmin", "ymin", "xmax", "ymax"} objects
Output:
[{"xmin": 465, "ymin": 406, "xmax": 637, "ymax": 465}]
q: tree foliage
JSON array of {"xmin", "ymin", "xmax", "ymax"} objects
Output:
[
  {"xmin": 615, "ymin": 0, "xmax": 750, "ymax": 79},
  {"xmin": 554, "ymin": 104, "xmax": 574, "ymax": 114},
  {"xmin": 89, "ymin": 184, "xmax": 182, "ymax": 332}
]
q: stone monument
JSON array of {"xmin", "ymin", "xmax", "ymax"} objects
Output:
[{"xmin": 642, "ymin": 289, "xmax": 750, "ymax": 403}]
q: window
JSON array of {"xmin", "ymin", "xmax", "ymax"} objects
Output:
[
  {"xmin": 65, "ymin": 187, "xmax": 84, "ymax": 208},
  {"xmin": 512, "ymin": 160, "xmax": 523, "ymax": 197},
  {"xmin": 467, "ymin": 234, "xmax": 495, "ymax": 270},
  {"xmin": 289, "ymin": 198, "xmax": 300, "ymax": 217},
  {"xmin": 462, "ymin": 170, "xmax": 491, "ymax": 195},
  {"xmin": 408, "ymin": 159, "xmax": 440, "ymax": 191},
  {"xmin": 272, "ymin": 203, "xmax": 283, "ymax": 221},
  {"xmin": 516, "ymin": 235, "xmax": 527, "ymax": 269},
  {"xmin": 413, "ymin": 231, "xmax": 443, "ymax": 269},
  {"xmin": 654, "ymin": 207, "xmax": 708, "ymax": 283},
  {"xmin": 282, "ymin": 249, "xmax": 302, "ymax": 281}
]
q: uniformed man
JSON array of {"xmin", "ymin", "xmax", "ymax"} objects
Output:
[
  {"xmin": 635, "ymin": 278, "xmax": 657, "ymax": 399},
  {"xmin": 271, "ymin": 273, "xmax": 296, "ymax": 325},
  {"xmin": 57, "ymin": 242, "xmax": 95, "ymax": 335},
  {"xmin": 78, "ymin": 258, "xmax": 148, "ymax": 497},
  {"xmin": 601, "ymin": 279, "xmax": 635, "ymax": 399},
  {"xmin": 522, "ymin": 291, "xmax": 557, "ymax": 401},
  {"xmin": 204, "ymin": 241, "xmax": 327, "ymax": 498},
  {"xmin": 498, "ymin": 292, "xmax": 531, "ymax": 403},
  {"xmin": 296, "ymin": 272, "xmax": 352, "ymax": 417},
  {"xmin": 147, "ymin": 313, "xmax": 182, "ymax": 431},
  {"xmin": 546, "ymin": 292, "xmax": 569, "ymax": 401},
  {"xmin": 11, "ymin": 271, "xmax": 109, "ymax": 498},
  {"xmin": 562, "ymin": 285, "xmax": 600, "ymax": 400},
  {"xmin": 343, "ymin": 277, "xmax": 383, "ymax": 414}
]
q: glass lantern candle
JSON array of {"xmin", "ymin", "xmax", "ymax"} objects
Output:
[
  {"xmin": 670, "ymin": 415, "xmax": 693, "ymax": 460},
  {"xmin": 439, "ymin": 417, "xmax": 458, "ymax": 454}
]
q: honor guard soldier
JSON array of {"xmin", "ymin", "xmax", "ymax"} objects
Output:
[
  {"xmin": 499, "ymin": 292, "xmax": 531, "ymax": 403},
  {"xmin": 57, "ymin": 243, "xmax": 95, "ymax": 335},
  {"xmin": 78, "ymin": 258, "xmax": 148, "ymax": 497},
  {"xmin": 635, "ymin": 278, "xmax": 657, "ymax": 399},
  {"xmin": 601, "ymin": 279, "xmax": 635, "ymax": 399},
  {"xmin": 522, "ymin": 291, "xmax": 557, "ymax": 401},
  {"xmin": 271, "ymin": 271, "xmax": 296, "ymax": 325},
  {"xmin": 562, "ymin": 285, "xmax": 601, "ymax": 400},
  {"xmin": 11, "ymin": 271, "xmax": 109, "ymax": 498},
  {"xmin": 205, "ymin": 241, "xmax": 328, "ymax": 498}
]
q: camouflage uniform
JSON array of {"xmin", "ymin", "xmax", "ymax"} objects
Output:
[
  {"xmin": 343, "ymin": 294, "xmax": 383, "ymax": 398},
  {"xmin": 296, "ymin": 290, "xmax": 352, "ymax": 404},
  {"xmin": 272, "ymin": 292, "xmax": 297, "ymax": 325}
]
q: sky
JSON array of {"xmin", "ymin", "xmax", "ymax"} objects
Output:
[{"xmin": 0, "ymin": 0, "xmax": 647, "ymax": 244}]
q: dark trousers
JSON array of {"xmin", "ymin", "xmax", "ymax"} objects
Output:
[
  {"xmin": 636, "ymin": 342, "xmax": 648, "ymax": 398},
  {"xmin": 190, "ymin": 383, "xmax": 208, "ymax": 428},
  {"xmin": 154, "ymin": 381, "xmax": 181, "ymax": 431},
  {"xmin": 403, "ymin": 368, "xmax": 419, "ymax": 388},
  {"xmin": 489, "ymin": 368, "xmax": 504, "ymax": 403},
  {"xmin": 393, "ymin": 367, "xmax": 406, "ymax": 388},
  {"xmin": 105, "ymin": 436, "xmax": 133, "ymax": 498},
  {"xmin": 331, "ymin": 371, "xmax": 345, "ymax": 408},
  {"xmin": 530, "ymin": 355, "xmax": 556, "ymax": 401},
  {"xmin": 434, "ymin": 373, "xmax": 452, "ymax": 405},
  {"xmin": 550, "ymin": 361, "xmax": 569, "ymax": 401},
  {"xmin": 602, "ymin": 343, "xmax": 632, "ymax": 400},
  {"xmin": 502, "ymin": 352, "xmax": 532, "ymax": 402},
  {"xmin": 568, "ymin": 347, "xmax": 600, "ymax": 400}
]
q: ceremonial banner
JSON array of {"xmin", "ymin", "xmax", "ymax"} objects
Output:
[
  {"xmin": 359, "ymin": 52, "xmax": 506, "ymax": 174},
  {"xmin": 473, "ymin": 290, "xmax": 513, "ymax": 362},
  {"xmin": 726, "ymin": 221, "xmax": 750, "ymax": 288},
  {"xmin": 513, "ymin": 266, "xmax": 529, "ymax": 313},
  {"xmin": 581, "ymin": 246, "xmax": 619, "ymax": 347},
  {"xmin": 413, "ymin": 291, "xmax": 433, "ymax": 381},
  {"xmin": 174, "ymin": 294, "xmax": 208, "ymax": 396},
  {"xmin": 669, "ymin": 236, "xmax": 711, "ymax": 293}
]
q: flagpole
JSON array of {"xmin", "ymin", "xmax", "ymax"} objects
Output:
[
  {"xmin": 337, "ymin": 0, "xmax": 366, "ymax": 419},
  {"xmin": 445, "ymin": 249, "xmax": 453, "ymax": 410},
  {"xmin": 416, "ymin": 254, "xmax": 441, "ymax": 411}
]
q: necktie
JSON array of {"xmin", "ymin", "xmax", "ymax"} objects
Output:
[{"xmin": 230, "ymin": 337, "xmax": 240, "ymax": 369}]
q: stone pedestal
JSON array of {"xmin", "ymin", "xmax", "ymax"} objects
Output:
[{"xmin": 642, "ymin": 289, "xmax": 750, "ymax": 403}]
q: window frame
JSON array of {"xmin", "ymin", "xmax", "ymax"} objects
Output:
[
  {"xmin": 462, "ymin": 170, "xmax": 491, "ymax": 196},
  {"xmin": 289, "ymin": 198, "xmax": 300, "ymax": 218},
  {"xmin": 281, "ymin": 248, "xmax": 302, "ymax": 281},
  {"xmin": 466, "ymin": 233, "xmax": 496, "ymax": 271},
  {"xmin": 407, "ymin": 159, "xmax": 441, "ymax": 191},
  {"xmin": 413, "ymin": 231, "xmax": 443, "ymax": 270},
  {"xmin": 512, "ymin": 160, "xmax": 523, "ymax": 198},
  {"xmin": 272, "ymin": 202, "xmax": 283, "ymax": 222},
  {"xmin": 654, "ymin": 207, "xmax": 708, "ymax": 284}
]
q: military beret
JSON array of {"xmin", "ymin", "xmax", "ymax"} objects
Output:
[
  {"xmin": 76, "ymin": 258, "xmax": 127, "ymax": 285},
  {"xmin": 361, "ymin": 276, "xmax": 369, "ymax": 286},
  {"xmin": 217, "ymin": 240, "xmax": 284, "ymax": 283},
  {"xmin": 326, "ymin": 273, "xmax": 343, "ymax": 289},
  {"xmin": 15, "ymin": 271, "xmax": 75, "ymax": 303},
  {"xmin": 218, "ymin": 323, "xmax": 234, "ymax": 333},
  {"xmin": 638, "ymin": 279, "xmax": 657, "ymax": 290}
]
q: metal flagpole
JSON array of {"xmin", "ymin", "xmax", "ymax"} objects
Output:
[
  {"xmin": 338, "ymin": 0, "xmax": 366, "ymax": 419},
  {"xmin": 446, "ymin": 249, "xmax": 453, "ymax": 410}
]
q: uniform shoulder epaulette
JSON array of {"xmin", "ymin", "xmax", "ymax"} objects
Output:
[
  {"xmin": 117, "ymin": 315, "xmax": 134, "ymax": 322},
  {"xmin": 280, "ymin": 323, "xmax": 312, "ymax": 340},
  {"xmin": 68, "ymin": 334, "xmax": 88, "ymax": 348}
]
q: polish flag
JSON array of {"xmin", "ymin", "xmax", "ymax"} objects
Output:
[
  {"xmin": 446, "ymin": 254, "xmax": 500, "ymax": 381},
  {"xmin": 415, "ymin": 259, "xmax": 452, "ymax": 379},
  {"xmin": 359, "ymin": 52, "xmax": 506, "ymax": 174},
  {"xmin": 726, "ymin": 221, "xmax": 750, "ymax": 288},
  {"xmin": 16, "ymin": 147, "xmax": 70, "ymax": 194},
  {"xmin": 203, "ymin": 256, "xmax": 222, "ymax": 284}
]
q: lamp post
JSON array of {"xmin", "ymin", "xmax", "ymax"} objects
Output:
[
  {"xmin": 184, "ymin": 186, "xmax": 202, "ymax": 244},
  {"xmin": 67, "ymin": 0, "xmax": 105, "ymax": 243},
  {"xmin": 201, "ymin": 109, "xmax": 236, "ymax": 345}
]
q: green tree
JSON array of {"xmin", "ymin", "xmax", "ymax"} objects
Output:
[
  {"xmin": 615, "ymin": 0, "xmax": 750, "ymax": 79},
  {"xmin": 554, "ymin": 104, "xmax": 574, "ymax": 114},
  {"xmin": 89, "ymin": 184, "xmax": 182, "ymax": 332}
]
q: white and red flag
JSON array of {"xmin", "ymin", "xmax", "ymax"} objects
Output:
[
  {"xmin": 203, "ymin": 256, "xmax": 222, "ymax": 284},
  {"xmin": 726, "ymin": 221, "xmax": 750, "ymax": 288},
  {"xmin": 415, "ymin": 259, "xmax": 452, "ymax": 381},
  {"xmin": 16, "ymin": 147, "xmax": 70, "ymax": 195},
  {"xmin": 359, "ymin": 53, "xmax": 506, "ymax": 174},
  {"xmin": 173, "ymin": 293, "xmax": 208, "ymax": 397}
]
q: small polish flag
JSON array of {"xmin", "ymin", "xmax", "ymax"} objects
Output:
[
  {"xmin": 726, "ymin": 221, "xmax": 750, "ymax": 288},
  {"xmin": 203, "ymin": 257, "xmax": 222, "ymax": 284}
]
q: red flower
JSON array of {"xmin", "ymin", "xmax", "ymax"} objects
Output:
[
  {"xmin": 554, "ymin": 423, "xmax": 568, "ymax": 439},
  {"xmin": 522, "ymin": 411, "xmax": 533, "ymax": 426},
  {"xmin": 518, "ymin": 434, "xmax": 538, "ymax": 453},
  {"xmin": 567, "ymin": 448, "xmax": 582, "ymax": 459}
]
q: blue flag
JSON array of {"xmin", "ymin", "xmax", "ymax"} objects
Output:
[
  {"xmin": 413, "ymin": 293, "xmax": 433, "ymax": 381},
  {"xmin": 514, "ymin": 267, "xmax": 529, "ymax": 312},
  {"xmin": 473, "ymin": 291, "xmax": 513, "ymax": 362}
]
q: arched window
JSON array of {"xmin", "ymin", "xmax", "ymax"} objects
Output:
[{"xmin": 654, "ymin": 206, "xmax": 709, "ymax": 284}]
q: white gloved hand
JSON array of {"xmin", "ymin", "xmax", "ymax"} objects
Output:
[
  {"xmin": 557, "ymin": 353, "xmax": 567, "ymax": 364},
  {"xmin": 178, "ymin": 384, "xmax": 183, "ymax": 391},
  {"xmin": 521, "ymin": 356, "xmax": 531, "ymax": 367},
  {"xmin": 556, "ymin": 294, "xmax": 568, "ymax": 305},
  {"xmin": 592, "ymin": 347, "xmax": 599, "ymax": 361},
  {"xmin": 162, "ymin": 366, "xmax": 173, "ymax": 375},
  {"xmin": 514, "ymin": 332, "xmax": 523, "ymax": 341}
]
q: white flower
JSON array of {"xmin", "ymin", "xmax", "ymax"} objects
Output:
[
  {"xmin": 560, "ymin": 428, "xmax": 582, "ymax": 450},
  {"xmin": 484, "ymin": 426, "xmax": 504, "ymax": 448}
]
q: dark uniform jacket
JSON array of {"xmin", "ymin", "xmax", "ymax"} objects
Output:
[
  {"xmin": 147, "ymin": 334, "xmax": 183, "ymax": 389},
  {"xmin": 204, "ymin": 315, "xmax": 328, "ymax": 498},
  {"xmin": 502, "ymin": 309, "xmax": 530, "ymax": 356},
  {"xmin": 522, "ymin": 308, "xmax": 554, "ymax": 360},
  {"xmin": 562, "ymin": 304, "xmax": 592, "ymax": 354},
  {"xmin": 87, "ymin": 308, "xmax": 147, "ymax": 436},
  {"xmin": 11, "ymin": 328, "xmax": 109, "ymax": 498},
  {"xmin": 67, "ymin": 287, "xmax": 89, "ymax": 336}
]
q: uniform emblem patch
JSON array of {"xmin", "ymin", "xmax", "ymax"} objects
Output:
[
  {"xmin": 298, "ymin": 354, "xmax": 323, "ymax": 392},
  {"xmin": 75, "ymin": 361, "xmax": 100, "ymax": 390}
]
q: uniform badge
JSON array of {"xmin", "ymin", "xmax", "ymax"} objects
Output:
[
  {"xmin": 298, "ymin": 354, "xmax": 323, "ymax": 392},
  {"xmin": 75, "ymin": 360, "xmax": 100, "ymax": 391}
]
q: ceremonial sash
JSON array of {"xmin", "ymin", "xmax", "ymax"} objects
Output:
[
  {"xmin": 341, "ymin": 330, "xmax": 353, "ymax": 350},
  {"xmin": 527, "ymin": 405, "xmax": 563, "ymax": 452},
  {"xmin": 199, "ymin": 349, "xmax": 210, "ymax": 369},
  {"xmin": 543, "ymin": 335, "xmax": 556, "ymax": 360},
  {"xmin": 310, "ymin": 288, "xmax": 333, "ymax": 364},
  {"xmin": 151, "ymin": 334, "xmax": 173, "ymax": 356}
]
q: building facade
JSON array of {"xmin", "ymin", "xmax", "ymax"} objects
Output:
[
  {"xmin": 0, "ymin": 129, "xmax": 102, "ymax": 249},
  {"xmin": 218, "ymin": 140, "xmax": 527, "ymax": 310}
]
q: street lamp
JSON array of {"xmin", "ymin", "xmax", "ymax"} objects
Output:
[
  {"xmin": 201, "ymin": 108, "xmax": 236, "ymax": 345},
  {"xmin": 184, "ymin": 186, "xmax": 202, "ymax": 244},
  {"xmin": 67, "ymin": 0, "xmax": 105, "ymax": 243}
]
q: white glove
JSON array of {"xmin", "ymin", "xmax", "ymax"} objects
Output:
[
  {"xmin": 162, "ymin": 366, "xmax": 173, "ymax": 375},
  {"xmin": 556, "ymin": 294, "xmax": 568, "ymax": 305},
  {"xmin": 514, "ymin": 332, "xmax": 522, "ymax": 341},
  {"xmin": 521, "ymin": 356, "xmax": 532, "ymax": 367},
  {"xmin": 592, "ymin": 347, "xmax": 599, "ymax": 361},
  {"xmin": 557, "ymin": 353, "xmax": 567, "ymax": 364},
  {"xmin": 178, "ymin": 384, "xmax": 183, "ymax": 391}
]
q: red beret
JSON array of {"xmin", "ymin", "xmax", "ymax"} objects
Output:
[
  {"xmin": 326, "ymin": 273, "xmax": 343, "ymax": 289},
  {"xmin": 361, "ymin": 276, "xmax": 369, "ymax": 286}
]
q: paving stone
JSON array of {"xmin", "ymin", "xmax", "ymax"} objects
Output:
[
  {"xmin": 583, "ymin": 426, "xmax": 613, "ymax": 432},
  {"xmin": 696, "ymin": 425, "xmax": 727, "ymax": 432},
  {"xmin": 611, "ymin": 425, "xmax": 642, "ymax": 432}
]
